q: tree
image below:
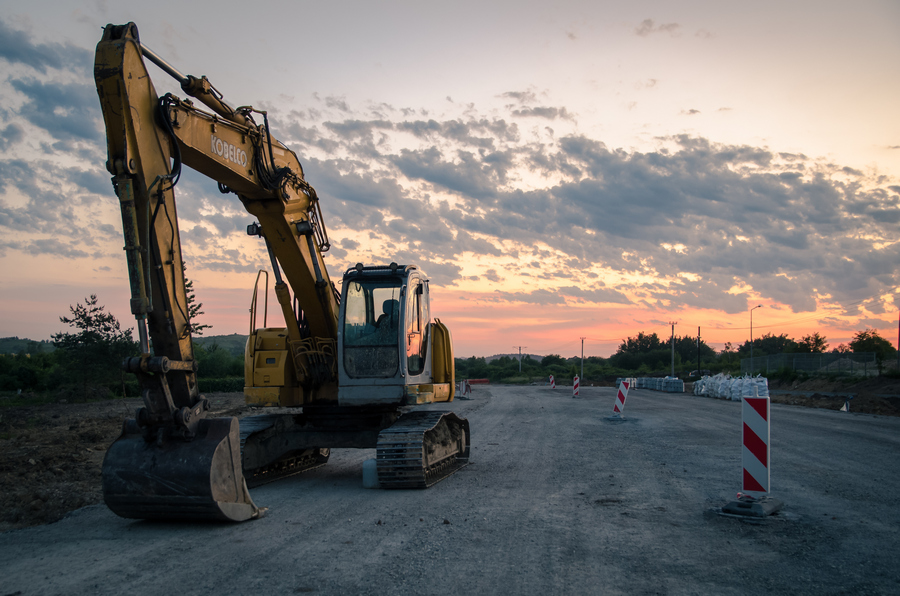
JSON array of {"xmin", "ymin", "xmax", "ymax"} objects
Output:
[
  {"xmin": 184, "ymin": 264, "xmax": 212, "ymax": 336},
  {"xmin": 737, "ymin": 333, "xmax": 799, "ymax": 358},
  {"xmin": 541, "ymin": 354, "xmax": 566, "ymax": 367},
  {"xmin": 52, "ymin": 295, "xmax": 138, "ymax": 399},
  {"xmin": 797, "ymin": 332, "xmax": 828, "ymax": 353},
  {"xmin": 616, "ymin": 332, "xmax": 663, "ymax": 354},
  {"xmin": 849, "ymin": 329, "xmax": 896, "ymax": 373},
  {"xmin": 672, "ymin": 335, "xmax": 716, "ymax": 365}
]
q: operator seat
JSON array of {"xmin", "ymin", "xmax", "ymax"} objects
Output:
[{"xmin": 376, "ymin": 299, "xmax": 400, "ymax": 330}]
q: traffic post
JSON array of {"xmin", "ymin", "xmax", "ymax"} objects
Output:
[
  {"xmin": 611, "ymin": 380, "xmax": 629, "ymax": 418},
  {"xmin": 722, "ymin": 386, "xmax": 784, "ymax": 516},
  {"xmin": 573, "ymin": 375, "xmax": 579, "ymax": 398}
]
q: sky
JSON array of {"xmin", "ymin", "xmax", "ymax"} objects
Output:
[{"xmin": 0, "ymin": 0, "xmax": 898, "ymax": 358}]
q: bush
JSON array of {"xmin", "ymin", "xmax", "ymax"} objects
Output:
[
  {"xmin": 198, "ymin": 377, "xmax": 244, "ymax": 393},
  {"xmin": 768, "ymin": 367, "xmax": 808, "ymax": 384}
]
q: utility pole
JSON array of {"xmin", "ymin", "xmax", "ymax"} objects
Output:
[
  {"xmin": 580, "ymin": 337, "xmax": 586, "ymax": 382},
  {"xmin": 697, "ymin": 326, "xmax": 700, "ymax": 377},
  {"xmin": 750, "ymin": 304, "xmax": 762, "ymax": 375},
  {"xmin": 514, "ymin": 346, "xmax": 527, "ymax": 373},
  {"xmin": 669, "ymin": 322, "xmax": 677, "ymax": 377}
]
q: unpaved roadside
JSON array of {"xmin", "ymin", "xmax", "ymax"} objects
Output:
[
  {"xmin": 0, "ymin": 393, "xmax": 247, "ymax": 531},
  {"xmin": 1, "ymin": 386, "xmax": 899, "ymax": 595}
]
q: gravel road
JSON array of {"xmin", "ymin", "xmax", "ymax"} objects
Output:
[{"xmin": 1, "ymin": 385, "xmax": 898, "ymax": 595}]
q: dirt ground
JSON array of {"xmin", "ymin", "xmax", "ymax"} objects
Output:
[
  {"xmin": 0, "ymin": 393, "xmax": 247, "ymax": 533},
  {"xmin": 766, "ymin": 375, "xmax": 900, "ymax": 415},
  {"xmin": 2, "ymin": 377, "xmax": 898, "ymax": 534}
]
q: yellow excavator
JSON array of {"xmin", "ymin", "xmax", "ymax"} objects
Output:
[{"xmin": 94, "ymin": 23, "xmax": 469, "ymax": 522}]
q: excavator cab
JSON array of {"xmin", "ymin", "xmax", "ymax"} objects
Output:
[{"xmin": 337, "ymin": 264, "xmax": 455, "ymax": 407}]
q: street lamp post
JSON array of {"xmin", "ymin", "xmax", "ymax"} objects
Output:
[
  {"xmin": 750, "ymin": 305, "xmax": 763, "ymax": 375},
  {"xmin": 580, "ymin": 337, "xmax": 585, "ymax": 383},
  {"xmin": 669, "ymin": 321, "xmax": 677, "ymax": 377}
]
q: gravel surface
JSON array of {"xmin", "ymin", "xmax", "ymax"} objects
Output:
[{"xmin": 1, "ymin": 386, "xmax": 898, "ymax": 595}]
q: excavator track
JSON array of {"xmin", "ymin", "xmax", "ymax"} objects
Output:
[
  {"xmin": 239, "ymin": 415, "xmax": 330, "ymax": 488},
  {"xmin": 376, "ymin": 411, "xmax": 470, "ymax": 489}
]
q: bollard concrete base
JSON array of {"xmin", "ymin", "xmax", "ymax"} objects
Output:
[
  {"xmin": 362, "ymin": 458, "xmax": 380, "ymax": 489},
  {"xmin": 722, "ymin": 495, "xmax": 784, "ymax": 517}
]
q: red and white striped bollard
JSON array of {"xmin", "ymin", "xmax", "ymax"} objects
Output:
[
  {"xmin": 549, "ymin": 375, "xmax": 555, "ymax": 389},
  {"xmin": 613, "ymin": 380, "xmax": 629, "ymax": 417},
  {"xmin": 742, "ymin": 390, "xmax": 770, "ymax": 495},
  {"xmin": 573, "ymin": 375, "xmax": 579, "ymax": 397},
  {"xmin": 721, "ymin": 385, "xmax": 783, "ymax": 516}
]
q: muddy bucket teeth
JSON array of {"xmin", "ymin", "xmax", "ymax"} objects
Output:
[{"xmin": 102, "ymin": 417, "xmax": 261, "ymax": 522}]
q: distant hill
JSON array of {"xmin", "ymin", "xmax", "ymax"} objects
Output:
[
  {"xmin": 0, "ymin": 337, "xmax": 55, "ymax": 354},
  {"xmin": 194, "ymin": 334, "xmax": 248, "ymax": 357},
  {"xmin": 0, "ymin": 335, "xmax": 249, "ymax": 357}
]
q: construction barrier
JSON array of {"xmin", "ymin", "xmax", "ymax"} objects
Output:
[
  {"xmin": 467, "ymin": 378, "xmax": 490, "ymax": 385},
  {"xmin": 549, "ymin": 375, "xmax": 555, "ymax": 389},
  {"xmin": 742, "ymin": 389, "xmax": 770, "ymax": 495},
  {"xmin": 573, "ymin": 375, "xmax": 579, "ymax": 397},
  {"xmin": 612, "ymin": 380, "xmax": 629, "ymax": 417},
  {"xmin": 456, "ymin": 380, "xmax": 472, "ymax": 398},
  {"xmin": 632, "ymin": 377, "xmax": 684, "ymax": 393}
]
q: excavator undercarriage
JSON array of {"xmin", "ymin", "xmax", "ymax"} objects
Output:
[{"xmin": 239, "ymin": 408, "xmax": 469, "ymax": 489}]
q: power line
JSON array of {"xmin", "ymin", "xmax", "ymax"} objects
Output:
[
  {"xmin": 513, "ymin": 345, "xmax": 527, "ymax": 372},
  {"xmin": 709, "ymin": 295, "xmax": 881, "ymax": 331}
]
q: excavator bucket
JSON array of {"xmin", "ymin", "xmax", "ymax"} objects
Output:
[{"xmin": 102, "ymin": 417, "xmax": 261, "ymax": 522}]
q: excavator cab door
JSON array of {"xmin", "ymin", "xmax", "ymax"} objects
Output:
[{"xmin": 403, "ymin": 277, "xmax": 430, "ymax": 381}]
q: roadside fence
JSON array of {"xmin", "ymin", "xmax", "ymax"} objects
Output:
[{"xmin": 740, "ymin": 352, "xmax": 882, "ymax": 376}]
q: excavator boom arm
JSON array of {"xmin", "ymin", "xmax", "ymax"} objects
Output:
[{"xmin": 94, "ymin": 22, "xmax": 341, "ymax": 522}]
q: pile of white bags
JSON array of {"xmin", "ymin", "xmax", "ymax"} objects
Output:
[{"xmin": 692, "ymin": 373, "xmax": 768, "ymax": 400}]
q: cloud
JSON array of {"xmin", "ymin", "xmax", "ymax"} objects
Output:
[
  {"xmin": 510, "ymin": 106, "xmax": 573, "ymax": 120},
  {"xmin": 635, "ymin": 19, "xmax": 681, "ymax": 37},
  {"xmin": 558, "ymin": 285, "xmax": 631, "ymax": 305},
  {"xmin": 0, "ymin": 20, "xmax": 91, "ymax": 74},
  {"xmin": 307, "ymin": 157, "xmax": 408, "ymax": 208},
  {"xmin": 396, "ymin": 118, "xmax": 519, "ymax": 147},
  {"xmin": 323, "ymin": 95, "xmax": 351, "ymax": 112},
  {"xmin": 391, "ymin": 147, "xmax": 505, "ymax": 200},
  {"xmin": 0, "ymin": 237, "xmax": 89, "ymax": 258},
  {"xmin": 494, "ymin": 289, "xmax": 566, "ymax": 305},
  {"xmin": 9, "ymin": 78, "xmax": 102, "ymax": 143},
  {"xmin": 0, "ymin": 123, "xmax": 23, "ymax": 150},
  {"xmin": 500, "ymin": 91, "xmax": 538, "ymax": 105}
]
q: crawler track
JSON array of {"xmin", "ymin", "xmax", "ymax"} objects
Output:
[
  {"xmin": 376, "ymin": 411, "xmax": 470, "ymax": 489},
  {"xmin": 239, "ymin": 415, "xmax": 329, "ymax": 488}
]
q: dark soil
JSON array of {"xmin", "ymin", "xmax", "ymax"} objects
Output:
[
  {"xmin": 767, "ymin": 376, "xmax": 900, "ymax": 416},
  {"xmin": 0, "ymin": 392, "xmax": 247, "ymax": 533}
]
